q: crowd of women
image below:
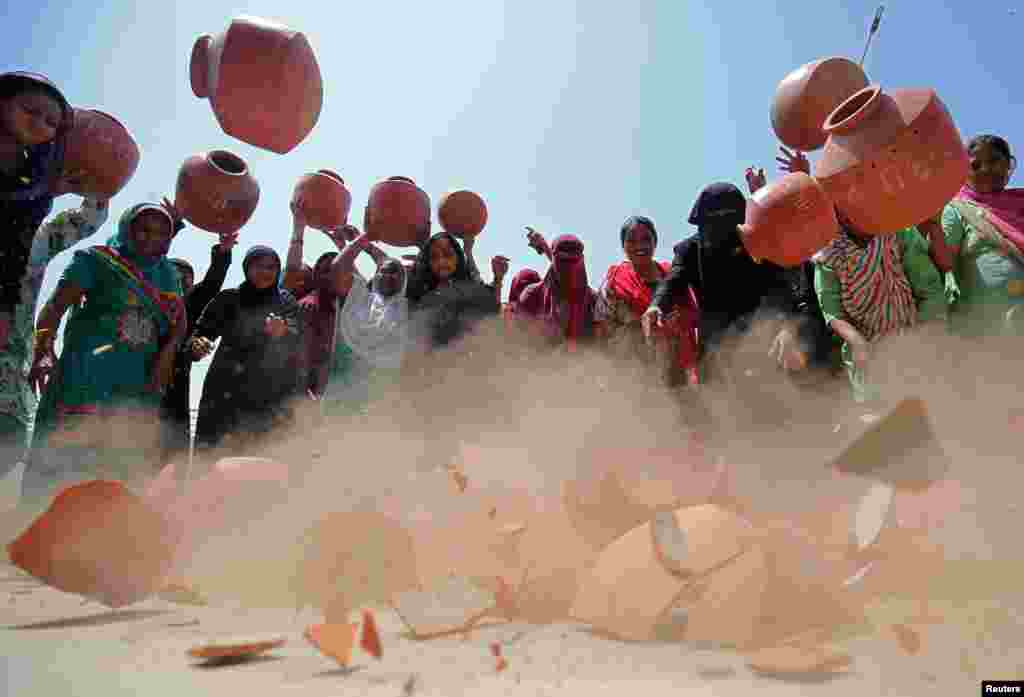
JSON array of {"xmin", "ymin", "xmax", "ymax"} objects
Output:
[{"xmin": 1, "ymin": 69, "xmax": 1022, "ymax": 509}]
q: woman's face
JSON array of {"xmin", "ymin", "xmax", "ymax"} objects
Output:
[
  {"xmin": 967, "ymin": 141, "xmax": 1013, "ymax": 194},
  {"xmin": 247, "ymin": 256, "xmax": 280, "ymax": 290},
  {"xmin": 0, "ymin": 90, "xmax": 62, "ymax": 147},
  {"xmin": 313, "ymin": 255, "xmax": 336, "ymax": 289},
  {"xmin": 376, "ymin": 260, "xmax": 404, "ymax": 297},
  {"xmin": 429, "ymin": 237, "xmax": 458, "ymax": 280},
  {"xmin": 623, "ymin": 223, "xmax": 655, "ymax": 265},
  {"xmin": 130, "ymin": 211, "xmax": 175, "ymax": 259}
]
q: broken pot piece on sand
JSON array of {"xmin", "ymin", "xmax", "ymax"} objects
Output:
[
  {"xmin": 391, "ymin": 575, "xmax": 497, "ymax": 639},
  {"xmin": 7, "ymin": 480, "xmax": 177, "ymax": 608}
]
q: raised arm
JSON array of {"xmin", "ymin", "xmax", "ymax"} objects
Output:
[
  {"xmin": 282, "ymin": 200, "xmax": 308, "ymax": 295},
  {"xmin": 189, "ymin": 232, "xmax": 236, "ymax": 315}
]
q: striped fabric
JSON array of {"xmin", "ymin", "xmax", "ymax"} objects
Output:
[{"xmin": 813, "ymin": 230, "xmax": 916, "ymax": 342}]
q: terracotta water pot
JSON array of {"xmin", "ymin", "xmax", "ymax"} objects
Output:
[
  {"xmin": 740, "ymin": 172, "xmax": 839, "ymax": 267},
  {"xmin": 771, "ymin": 57, "xmax": 869, "ymax": 152},
  {"xmin": 365, "ymin": 176, "xmax": 431, "ymax": 247},
  {"xmin": 190, "ymin": 15, "xmax": 323, "ymax": 154},
  {"xmin": 174, "ymin": 150, "xmax": 260, "ymax": 234},
  {"xmin": 438, "ymin": 190, "xmax": 488, "ymax": 238},
  {"xmin": 60, "ymin": 108, "xmax": 140, "ymax": 199},
  {"xmin": 292, "ymin": 169, "xmax": 351, "ymax": 231},
  {"xmin": 814, "ymin": 85, "xmax": 969, "ymax": 235}
]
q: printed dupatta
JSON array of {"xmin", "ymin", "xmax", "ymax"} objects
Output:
[
  {"xmin": 813, "ymin": 231, "xmax": 916, "ymax": 342},
  {"xmin": 87, "ymin": 246, "xmax": 183, "ymax": 336}
]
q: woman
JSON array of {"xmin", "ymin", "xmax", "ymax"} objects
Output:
[
  {"xmin": 0, "ymin": 71, "xmax": 75, "ymax": 350},
  {"xmin": 0, "ymin": 196, "xmax": 109, "ymax": 479},
  {"xmin": 329, "ymin": 229, "xmax": 410, "ymax": 417},
  {"xmin": 595, "ymin": 216, "xmax": 700, "ymax": 386},
  {"xmin": 941, "ymin": 134, "xmax": 1024, "ymax": 336},
  {"xmin": 160, "ymin": 231, "xmax": 236, "ymax": 461},
  {"xmin": 23, "ymin": 202, "xmax": 184, "ymax": 502},
  {"xmin": 517, "ymin": 233, "xmax": 596, "ymax": 351},
  {"xmin": 813, "ymin": 215, "xmax": 947, "ymax": 404},
  {"xmin": 191, "ymin": 246, "xmax": 303, "ymax": 457},
  {"xmin": 406, "ymin": 231, "xmax": 504, "ymax": 349},
  {"xmin": 403, "ymin": 232, "xmax": 504, "ymax": 470}
]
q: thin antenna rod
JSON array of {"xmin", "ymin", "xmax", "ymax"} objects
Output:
[{"xmin": 860, "ymin": 5, "xmax": 885, "ymax": 67}]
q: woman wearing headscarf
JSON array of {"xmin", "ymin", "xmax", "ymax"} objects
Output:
[
  {"xmin": 941, "ymin": 134, "xmax": 1024, "ymax": 336},
  {"xmin": 0, "ymin": 71, "xmax": 75, "ymax": 350},
  {"xmin": 23, "ymin": 202, "xmax": 185, "ymax": 502},
  {"xmin": 813, "ymin": 212, "xmax": 947, "ymax": 404},
  {"xmin": 594, "ymin": 215, "xmax": 701, "ymax": 386},
  {"xmin": 517, "ymin": 233, "xmax": 597, "ymax": 351},
  {"xmin": 327, "ymin": 228, "xmax": 410, "ymax": 417},
  {"xmin": 402, "ymin": 231, "xmax": 505, "ymax": 470},
  {"xmin": 190, "ymin": 246, "xmax": 303, "ymax": 457},
  {"xmin": 406, "ymin": 231, "xmax": 504, "ymax": 349},
  {"xmin": 159, "ymin": 230, "xmax": 236, "ymax": 461}
]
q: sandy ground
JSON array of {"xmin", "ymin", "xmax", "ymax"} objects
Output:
[
  {"xmin": 2, "ymin": 327, "xmax": 1024, "ymax": 695},
  {"xmin": 0, "ymin": 562, "xmax": 1014, "ymax": 697}
]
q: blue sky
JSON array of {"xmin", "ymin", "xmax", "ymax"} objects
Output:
[{"xmin": 8, "ymin": 0, "xmax": 1023, "ymax": 402}]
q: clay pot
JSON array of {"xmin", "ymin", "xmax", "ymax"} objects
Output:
[
  {"xmin": 771, "ymin": 57, "xmax": 869, "ymax": 152},
  {"xmin": 174, "ymin": 150, "xmax": 260, "ymax": 234},
  {"xmin": 60, "ymin": 108, "xmax": 140, "ymax": 199},
  {"xmin": 438, "ymin": 190, "xmax": 488, "ymax": 238},
  {"xmin": 739, "ymin": 172, "xmax": 839, "ymax": 267},
  {"xmin": 190, "ymin": 16, "xmax": 323, "ymax": 154},
  {"xmin": 365, "ymin": 176, "xmax": 431, "ymax": 247},
  {"xmin": 292, "ymin": 169, "xmax": 351, "ymax": 231},
  {"xmin": 814, "ymin": 86, "xmax": 969, "ymax": 235}
]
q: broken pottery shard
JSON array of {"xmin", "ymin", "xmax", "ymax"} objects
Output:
[
  {"xmin": 8, "ymin": 480, "xmax": 176, "ymax": 608},
  {"xmin": 890, "ymin": 623, "xmax": 922, "ymax": 655},
  {"xmin": 745, "ymin": 645, "xmax": 853, "ymax": 675},
  {"xmin": 854, "ymin": 482, "xmax": 895, "ymax": 550},
  {"xmin": 187, "ymin": 635, "xmax": 286, "ymax": 660},
  {"xmin": 570, "ymin": 521, "xmax": 685, "ymax": 641},
  {"xmin": 360, "ymin": 609, "xmax": 383, "ymax": 659},
  {"xmin": 684, "ymin": 547, "xmax": 769, "ymax": 648},
  {"xmin": 827, "ymin": 397, "xmax": 950, "ymax": 490},
  {"xmin": 651, "ymin": 511, "xmax": 688, "ymax": 572},
  {"xmin": 392, "ymin": 575, "xmax": 496, "ymax": 638},
  {"xmin": 304, "ymin": 623, "xmax": 357, "ymax": 666},
  {"xmin": 652, "ymin": 504, "xmax": 753, "ymax": 577},
  {"xmin": 562, "ymin": 473, "xmax": 650, "ymax": 551},
  {"xmin": 296, "ymin": 511, "xmax": 418, "ymax": 619}
]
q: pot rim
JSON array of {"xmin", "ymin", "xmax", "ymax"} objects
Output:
[
  {"xmin": 824, "ymin": 84, "xmax": 882, "ymax": 135},
  {"xmin": 386, "ymin": 176, "xmax": 417, "ymax": 185},
  {"xmin": 315, "ymin": 169, "xmax": 346, "ymax": 186},
  {"xmin": 205, "ymin": 150, "xmax": 249, "ymax": 177}
]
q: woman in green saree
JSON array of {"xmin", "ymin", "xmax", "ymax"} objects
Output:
[
  {"xmin": 940, "ymin": 135, "xmax": 1024, "ymax": 337},
  {"xmin": 21, "ymin": 202, "xmax": 185, "ymax": 504}
]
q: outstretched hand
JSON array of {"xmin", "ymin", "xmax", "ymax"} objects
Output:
[
  {"xmin": 526, "ymin": 227, "xmax": 549, "ymax": 257},
  {"xmin": 776, "ymin": 146, "xmax": 810, "ymax": 175},
  {"xmin": 161, "ymin": 197, "xmax": 185, "ymax": 233},
  {"xmin": 745, "ymin": 167, "xmax": 767, "ymax": 194}
]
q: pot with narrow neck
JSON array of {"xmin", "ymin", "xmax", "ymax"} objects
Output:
[
  {"xmin": 292, "ymin": 169, "xmax": 351, "ymax": 231},
  {"xmin": 175, "ymin": 150, "xmax": 260, "ymax": 235},
  {"xmin": 60, "ymin": 108, "xmax": 140, "ymax": 199},
  {"xmin": 365, "ymin": 176, "xmax": 431, "ymax": 247},
  {"xmin": 771, "ymin": 57, "xmax": 869, "ymax": 153},
  {"xmin": 814, "ymin": 85, "xmax": 969, "ymax": 235},
  {"xmin": 190, "ymin": 15, "xmax": 323, "ymax": 154}
]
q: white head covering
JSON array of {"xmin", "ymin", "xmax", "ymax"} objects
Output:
[{"xmin": 337, "ymin": 262, "xmax": 409, "ymax": 370}]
